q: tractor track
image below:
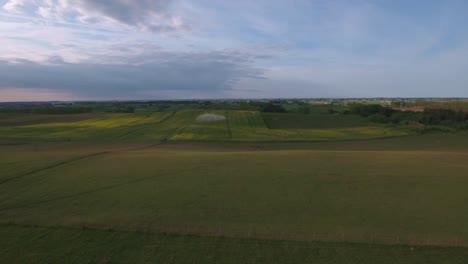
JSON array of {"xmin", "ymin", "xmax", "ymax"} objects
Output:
[
  {"xmin": 0, "ymin": 165, "xmax": 199, "ymax": 212},
  {"xmin": 0, "ymin": 152, "xmax": 109, "ymax": 186}
]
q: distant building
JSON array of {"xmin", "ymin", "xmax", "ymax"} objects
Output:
[
  {"xmin": 307, "ymin": 100, "xmax": 329, "ymax": 105},
  {"xmin": 392, "ymin": 106, "xmax": 424, "ymax": 112}
]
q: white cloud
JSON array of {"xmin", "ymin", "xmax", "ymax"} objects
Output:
[{"xmin": 3, "ymin": 0, "xmax": 31, "ymax": 13}]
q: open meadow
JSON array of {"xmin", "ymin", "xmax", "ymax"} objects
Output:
[{"xmin": 1, "ymin": 108, "xmax": 468, "ymax": 263}]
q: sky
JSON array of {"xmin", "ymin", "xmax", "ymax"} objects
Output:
[{"xmin": 1, "ymin": 0, "xmax": 468, "ymax": 101}]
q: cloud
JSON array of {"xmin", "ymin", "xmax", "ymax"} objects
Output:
[
  {"xmin": 0, "ymin": 47, "xmax": 270, "ymax": 99},
  {"xmin": 2, "ymin": 0, "xmax": 188, "ymax": 32},
  {"xmin": 2, "ymin": 0, "xmax": 468, "ymax": 99}
]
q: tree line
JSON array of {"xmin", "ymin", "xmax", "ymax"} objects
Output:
[
  {"xmin": 348, "ymin": 104, "xmax": 468, "ymax": 128},
  {"xmin": 0, "ymin": 106, "xmax": 93, "ymax": 114}
]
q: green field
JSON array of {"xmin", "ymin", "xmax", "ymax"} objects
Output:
[
  {"xmin": 1, "ymin": 109, "xmax": 467, "ymax": 262},
  {"xmin": 0, "ymin": 109, "xmax": 409, "ymax": 143},
  {"xmin": 263, "ymin": 113, "xmax": 371, "ymax": 129},
  {"xmin": 2, "ymin": 140, "xmax": 468, "ymax": 245},
  {"xmin": 2, "ymin": 225, "xmax": 467, "ymax": 264},
  {"xmin": 0, "ymin": 112, "xmax": 102, "ymax": 126}
]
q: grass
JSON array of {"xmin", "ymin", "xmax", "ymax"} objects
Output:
[
  {"xmin": 1, "ymin": 109, "xmax": 467, "ymax": 262},
  {"xmin": 0, "ymin": 112, "xmax": 173, "ymax": 142},
  {"xmin": 1, "ymin": 224, "xmax": 467, "ymax": 264},
  {"xmin": 226, "ymin": 111, "xmax": 408, "ymax": 142},
  {"xmin": 263, "ymin": 113, "xmax": 371, "ymax": 129},
  {"xmin": 411, "ymin": 100, "xmax": 468, "ymax": 111},
  {"xmin": 0, "ymin": 109, "xmax": 410, "ymax": 143},
  {"xmin": 1, "ymin": 139, "xmax": 468, "ymax": 247},
  {"xmin": 286, "ymin": 104, "xmax": 349, "ymax": 114},
  {"xmin": 0, "ymin": 113, "xmax": 100, "ymax": 127}
]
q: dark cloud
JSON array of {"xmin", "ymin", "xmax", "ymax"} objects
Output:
[
  {"xmin": 3, "ymin": 0, "xmax": 188, "ymax": 32},
  {"xmin": 75, "ymin": 0, "xmax": 187, "ymax": 32},
  {"xmin": 77, "ymin": 0, "xmax": 168, "ymax": 23},
  {"xmin": 0, "ymin": 50, "xmax": 265, "ymax": 98}
]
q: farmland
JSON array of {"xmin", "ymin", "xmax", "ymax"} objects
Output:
[
  {"xmin": 262, "ymin": 112, "xmax": 371, "ymax": 129},
  {"xmin": 2, "ymin": 225, "xmax": 468, "ymax": 264},
  {"xmin": 0, "ymin": 109, "xmax": 409, "ymax": 143},
  {"xmin": 1, "ymin": 107, "xmax": 467, "ymax": 263}
]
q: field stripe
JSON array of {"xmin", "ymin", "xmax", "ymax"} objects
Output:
[
  {"xmin": 112, "ymin": 114, "xmax": 159, "ymax": 139},
  {"xmin": 261, "ymin": 112, "xmax": 272, "ymax": 129},
  {"xmin": 156, "ymin": 110, "xmax": 177, "ymax": 125},
  {"xmin": 101, "ymin": 111, "xmax": 177, "ymax": 140},
  {"xmin": 149, "ymin": 110, "xmax": 178, "ymax": 140},
  {"xmin": 225, "ymin": 111, "xmax": 233, "ymax": 139},
  {"xmin": 147, "ymin": 110, "xmax": 179, "ymax": 140}
]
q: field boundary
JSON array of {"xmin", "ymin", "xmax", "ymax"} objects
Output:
[
  {"xmin": 0, "ymin": 221, "xmax": 466, "ymax": 249},
  {"xmin": 225, "ymin": 111, "xmax": 233, "ymax": 139},
  {"xmin": 165, "ymin": 132, "xmax": 413, "ymax": 144}
]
